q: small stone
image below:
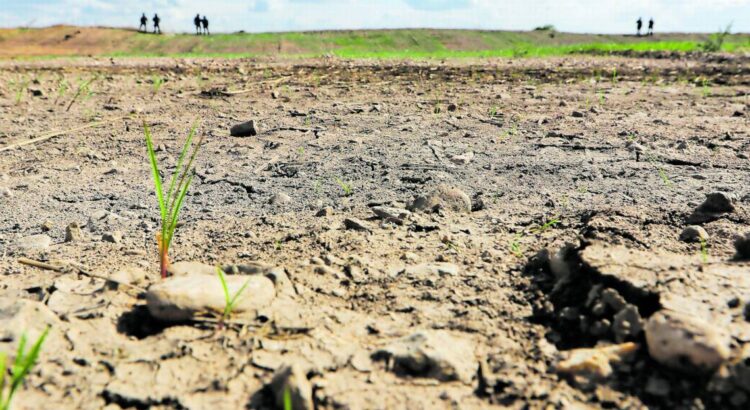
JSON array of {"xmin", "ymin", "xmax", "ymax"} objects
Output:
[
  {"xmin": 402, "ymin": 262, "xmax": 459, "ymax": 278},
  {"xmin": 146, "ymin": 273, "xmax": 275, "ymax": 321},
  {"xmin": 315, "ymin": 207, "xmax": 333, "ymax": 217},
  {"xmin": 408, "ymin": 185, "xmax": 471, "ymax": 214},
  {"xmin": 729, "ymin": 343, "xmax": 750, "ymax": 392},
  {"xmin": 688, "ymin": 191, "xmax": 736, "ymax": 223},
  {"xmin": 344, "ymin": 218, "xmax": 372, "ymax": 232},
  {"xmin": 269, "ymin": 192, "xmax": 292, "ymax": 205},
  {"xmin": 680, "ymin": 226, "xmax": 709, "ymax": 243},
  {"xmin": 371, "ymin": 206, "xmax": 411, "ymax": 224},
  {"xmin": 230, "ymin": 120, "xmax": 258, "ymax": 137},
  {"xmin": 734, "ymin": 232, "xmax": 750, "ymax": 260},
  {"xmin": 109, "ymin": 266, "xmax": 148, "ymax": 289},
  {"xmin": 271, "ymin": 91, "xmax": 279, "ymax": 99},
  {"xmin": 572, "ymin": 110, "xmax": 585, "ymax": 118},
  {"xmin": 102, "ymin": 231, "xmax": 123, "ymax": 244},
  {"xmin": 556, "ymin": 342, "xmax": 638, "ymax": 378},
  {"xmin": 372, "ymin": 330, "xmax": 475, "ymax": 383},
  {"xmin": 450, "ymin": 151, "xmax": 474, "ymax": 165},
  {"xmin": 29, "ymin": 88, "xmax": 43, "ymax": 97},
  {"xmin": 166, "ymin": 261, "xmax": 215, "ymax": 276},
  {"xmin": 401, "ymin": 252, "xmax": 419, "ymax": 263},
  {"xmin": 65, "ymin": 223, "xmax": 84, "ymax": 242},
  {"xmin": 645, "ymin": 310, "xmax": 730, "ymax": 373},
  {"xmin": 446, "ymin": 103, "xmax": 457, "ymax": 112},
  {"xmin": 601, "ymin": 288, "xmax": 627, "ymax": 311},
  {"xmin": 269, "ymin": 364, "xmax": 313, "ymax": 410},
  {"xmin": 40, "ymin": 221, "xmax": 53, "ymax": 232},
  {"xmin": 16, "ymin": 234, "xmax": 52, "ymax": 251},
  {"xmin": 0, "ymin": 187, "xmax": 12, "ymax": 198},
  {"xmin": 612, "ymin": 305, "xmax": 644, "ymax": 342}
]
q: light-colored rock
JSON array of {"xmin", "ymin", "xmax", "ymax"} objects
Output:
[
  {"xmin": 556, "ymin": 342, "xmax": 638, "ymax": 378},
  {"xmin": 269, "ymin": 192, "xmax": 292, "ymax": 205},
  {"xmin": 645, "ymin": 310, "xmax": 730, "ymax": 373},
  {"xmin": 16, "ymin": 234, "xmax": 52, "ymax": 251},
  {"xmin": 269, "ymin": 364, "xmax": 313, "ymax": 410},
  {"xmin": 612, "ymin": 304, "xmax": 644, "ymax": 342},
  {"xmin": 167, "ymin": 261, "xmax": 215, "ymax": 277},
  {"xmin": 146, "ymin": 273, "xmax": 276, "ymax": 321},
  {"xmin": 344, "ymin": 217, "xmax": 372, "ymax": 232},
  {"xmin": 65, "ymin": 222, "xmax": 84, "ymax": 242},
  {"xmin": 0, "ymin": 297, "xmax": 60, "ymax": 351},
  {"xmin": 372, "ymin": 330, "xmax": 475, "ymax": 383},
  {"xmin": 679, "ymin": 226, "xmax": 709, "ymax": 243},
  {"xmin": 450, "ymin": 151, "xmax": 474, "ymax": 165},
  {"xmin": 687, "ymin": 191, "xmax": 736, "ymax": 223},
  {"xmin": 102, "ymin": 230, "xmax": 123, "ymax": 244},
  {"xmin": 408, "ymin": 185, "xmax": 471, "ymax": 214},
  {"xmin": 110, "ymin": 266, "xmax": 149, "ymax": 288}
]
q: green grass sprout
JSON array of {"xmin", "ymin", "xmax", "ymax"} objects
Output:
[
  {"xmin": 334, "ymin": 177, "xmax": 353, "ymax": 196},
  {"xmin": 152, "ymin": 75, "xmax": 164, "ymax": 94},
  {"xmin": 66, "ymin": 75, "xmax": 98, "ymax": 112},
  {"xmin": 144, "ymin": 121, "xmax": 204, "ymax": 278},
  {"xmin": 0, "ymin": 327, "xmax": 49, "ymax": 410},
  {"xmin": 216, "ymin": 266, "xmax": 252, "ymax": 326}
]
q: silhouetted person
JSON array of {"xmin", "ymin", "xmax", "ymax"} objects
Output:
[
  {"xmin": 139, "ymin": 13, "xmax": 147, "ymax": 32},
  {"xmin": 637, "ymin": 17, "xmax": 643, "ymax": 36},
  {"xmin": 648, "ymin": 18, "xmax": 654, "ymax": 36},
  {"xmin": 194, "ymin": 14, "xmax": 201, "ymax": 35},
  {"xmin": 201, "ymin": 16, "xmax": 209, "ymax": 35},
  {"xmin": 153, "ymin": 14, "xmax": 161, "ymax": 34}
]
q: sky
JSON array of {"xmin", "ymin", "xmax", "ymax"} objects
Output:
[{"xmin": 1, "ymin": 0, "xmax": 748, "ymax": 34}]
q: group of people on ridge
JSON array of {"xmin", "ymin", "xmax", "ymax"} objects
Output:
[
  {"xmin": 637, "ymin": 17, "xmax": 655, "ymax": 36},
  {"xmin": 137, "ymin": 13, "xmax": 210, "ymax": 35}
]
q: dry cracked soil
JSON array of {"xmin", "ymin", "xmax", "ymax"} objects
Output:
[{"xmin": 0, "ymin": 54, "xmax": 749, "ymax": 409}]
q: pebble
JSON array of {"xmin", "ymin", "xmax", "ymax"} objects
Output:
[
  {"xmin": 645, "ymin": 309, "xmax": 730, "ymax": 373},
  {"xmin": 372, "ymin": 330, "xmax": 475, "ymax": 383},
  {"xmin": 0, "ymin": 187, "xmax": 12, "ymax": 197},
  {"xmin": 65, "ymin": 223, "xmax": 84, "ymax": 242},
  {"xmin": 109, "ymin": 266, "xmax": 148, "ymax": 289},
  {"xmin": 450, "ymin": 151, "xmax": 474, "ymax": 165},
  {"xmin": 556, "ymin": 342, "xmax": 638, "ymax": 378},
  {"xmin": 102, "ymin": 231, "xmax": 123, "ymax": 244},
  {"xmin": 269, "ymin": 364, "xmax": 313, "ymax": 410},
  {"xmin": 644, "ymin": 375, "xmax": 671, "ymax": 396},
  {"xmin": 146, "ymin": 273, "xmax": 276, "ymax": 321},
  {"xmin": 612, "ymin": 304, "xmax": 644, "ymax": 342},
  {"xmin": 408, "ymin": 185, "xmax": 471, "ymax": 214},
  {"xmin": 572, "ymin": 110, "xmax": 585, "ymax": 118},
  {"xmin": 679, "ymin": 225, "xmax": 709, "ymax": 243},
  {"xmin": 230, "ymin": 120, "xmax": 258, "ymax": 137},
  {"xmin": 40, "ymin": 221, "xmax": 53, "ymax": 232},
  {"xmin": 371, "ymin": 206, "xmax": 411, "ymax": 224},
  {"xmin": 16, "ymin": 234, "xmax": 52, "ymax": 251},
  {"xmin": 688, "ymin": 191, "xmax": 736, "ymax": 223},
  {"xmin": 269, "ymin": 192, "xmax": 292, "ymax": 205},
  {"xmin": 344, "ymin": 217, "xmax": 372, "ymax": 232},
  {"xmin": 734, "ymin": 232, "xmax": 750, "ymax": 260},
  {"xmin": 315, "ymin": 207, "xmax": 333, "ymax": 217}
]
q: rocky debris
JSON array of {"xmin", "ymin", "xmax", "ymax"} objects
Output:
[
  {"xmin": 167, "ymin": 261, "xmax": 215, "ymax": 276},
  {"xmin": 688, "ymin": 191, "xmax": 736, "ymax": 223},
  {"xmin": 371, "ymin": 206, "xmax": 411, "ymax": 224},
  {"xmin": 556, "ymin": 342, "xmax": 638, "ymax": 378},
  {"xmin": 734, "ymin": 232, "xmax": 750, "ymax": 260},
  {"xmin": 645, "ymin": 310, "xmax": 730, "ymax": 373},
  {"xmin": 572, "ymin": 110, "xmax": 585, "ymax": 118},
  {"xmin": 0, "ymin": 187, "xmax": 12, "ymax": 197},
  {"xmin": 102, "ymin": 230, "xmax": 123, "ymax": 244},
  {"xmin": 446, "ymin": 103, "xmax": 458, "ymax": 112},
  {"xmin": 269, "ymin": 192, "xmax": 292, "ymax": 205},
  {"xmin": 15, "ymin": 234, "xmax": 52, "ymax": 251},
  {"xmin": 344, "ymin": 217, "xmax": 372, "ymax": 232},
  {"xmin": 450, "ymin": 151, "xmax": 474, "ymax": 165},
  {"xmin": 65, "ymin": 222, "xmax": 84, "ymax": 242},
  {"xmin": 230, "ymin": 120, "xmax": 258, "ymax": 137},
  {"xmin": 408, "ymin": 185, "xmax": 471, "ymax": 214},
  {"xmin": 315, "ymin": 207, "xmax": 333, "ymax": 217},
  {"xmin": 109, "ymin": 266, "xmax": 149, "ymax": 289},
  {"xmin": 612, "ymin": 305, "xmax": 644, "ymax": 342},
  {"xmin": 29, "ymin": 88, "xmax": 43, "ymax": 97},
  {"xmin": 679, "ymin": 225, "xmax": 709, "ymax": 243},
  {"xmin": 146, "ymin": 273, "xmax": 276, "ymax": 321},
  {"xmin": 372, "ymin": 330, "xmax": 475, "ymax": 383},
  {"xmin": 269, "ymin": 364, "xmax": 313, "ymax": 410},
  {"xmin": 402, "ymin": 262, "xmax": 459, "ymax": 279},
  {"xmin": 40, "ymin": 220, "xmax": 53, "ymax": 232}
]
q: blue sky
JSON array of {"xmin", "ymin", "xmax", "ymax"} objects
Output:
[{"xmin": 1, "ymin": 0, "xmax": 748, "ymax": 33}]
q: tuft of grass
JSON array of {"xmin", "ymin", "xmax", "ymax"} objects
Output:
[
  {"xmin": 699, "ymin": 237, "xmax": 709, "ymax": 263},
  {"xmin": 54, "ymin": 76, "xmax": 69, "ymax": 105},
  {"xmin": 334, "ymin": 177, "xmax": 353, "ymax": 196},
  {"xmin": 66, "ymin": 75, "xmax": 97, "ymax": 112},
  {"xmin": 0, "ymin": 327, "xmax": 49, "ymax": 410},
  {"xmin": 216, "ymin": 266, "xmax": 252, "ymax": 326},
  {"xmin": 152, "ymin": 75, "xmax": 164, "ymax": 94},
  {"xmin": 700, "ymin": 24, "xmax": 732, "ymax": 52},
  {"xmin": 530, "ymin": 217, "xmax": 561, "ymax": 234},
  {"xmin": 144, "ymin": 122, "xmax": 204, "ymax": 278}
]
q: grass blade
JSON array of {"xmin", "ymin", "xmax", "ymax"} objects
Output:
[
  {"xmin": 166, "ymin": 123, "xmax": 197, "ymax": 209},
  {"xmin": 144, "ymin": 123, "xmax": 167, "ymax": 227},
  {"xmin": 216, "ymin": 267, "xmax": 231, "ymax": 313},
  {"xmin": 0, "ymin": 351, "xmax": 7, "ymax": 402},
  {"xmin": 165, "ymin": 172, "xmax": 194, "ymax": 251},
  {"xmin": 228, "ymin": 278, "xmax": 252, "ymax": 311}
]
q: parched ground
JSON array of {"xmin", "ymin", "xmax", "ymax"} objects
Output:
[{"xmin": 0, "ymin": 55, "xmax": 749, "ymax": 409}]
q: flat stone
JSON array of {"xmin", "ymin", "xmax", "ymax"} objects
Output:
[
  {"xmin": 110, "ymin": 266, "xmax": 149, "ymax": 288},
  {"xmin": 408, "ymin": 185, "xmax": 471, "ymax": 214},
  {"xmin": 450, "ymin": 151, "xmax": 474, "ymax": 165},
  {"xmin": 556, "ymin": 342, "xmax": 638, "ymax": 378},
  {"xmin": 16, "ymin": 234, "xmax": 52, "ymax": 251},
  {"xmin": 372, "ymin": 330, "xmax": 475, "ymax": 383},
  {"xmin": 371, "ymin": 206, "xmax": 411, "ymax": 224},
  {"xmin": 645, "ymin": 309, "xmax": 730, "ymax": 373},
  {"xmin": 65, "ymin": 222, "xmax": 84, "ymax": 242},
  {"xmin": 102, "ymin": 231, "xmax": 123, "ymax": 243},
  {"xmin": 679, "ymin": 226, "xmax": 709, "ymax": 243},
  {"xmin": 269, "ymin": 192, "xmax": 292, "ymax": 205},
  {"xmin": 167, "ymin": 261, "xmax": 215, "ymax": 277},
  {"xmin": 230, "ymin": 120, "xmax": 258, "ymax": 137},
  {"xmin": 146, "ymin": 273, "xmax": 276, "ymax": 321},
  {"xmin": 344, "ymin": 217, "xmax": 372, "ymax": 232}
]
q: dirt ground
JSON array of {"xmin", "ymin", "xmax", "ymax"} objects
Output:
[{"xmin": 0, "ymin": 55, "xmax": 749, "ymax": 409}]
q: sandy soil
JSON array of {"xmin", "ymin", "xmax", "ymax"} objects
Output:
[{"xmin": 0, "ymin": 55, "xmax": 749, "ymax": 409}]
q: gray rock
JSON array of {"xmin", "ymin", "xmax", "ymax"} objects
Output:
[
  {"xmin": 729, "ymin": 343, "xmax": 750, "ymax": 392},
  {"xmin": 450, "ymin": 151, "xmax": 474, "ymax": 165},
  {"xmin": 572, "ymin": 110, "xmax": 585, "ymax": 118},
  {"xmin": 269, "ymin": 192, "xmax": 292, "ymax": 205},
  {"xmin": 680, "ymin": 226, "xmax": 709, "ymax": 243},
  {"xmin": 371, "ymin": 206, "xmax": 411, "ymax": 224},
  {"xmin": 645, "ymin": 310, "xmax": 730, "ymax": 373},
  {"xmin": 269, "ymin": 364, "xmax": 313, "ymax": 410},
  {"xmin": 344, "ymin": 217, "xmax": 372, "ymax": 232},
  {"xmin": 402, "ymin": 262, "xmax": 459, "ymax": 278},
  {"xmin": 65, "ymin": 222, "xmax": 84, "ymax": 242},
  {"xmin": 109, "ymin": 266, "xmax": 149, "ymax": 289},
  {"xmin": 167, "ymin": 261, "xmax": 215, "ymax": 276},
  {"xmin": 408, "ymin": 185, "xmax": 471, "ymax": 214},
  {"xmin": 102, "ymin": 231, "xmax": 123, "ymax": 244},
  {"xmin": 16, "ymin": 234, "xmax": 52, "ymax": 251},
  {"xmin": 372, "ymin": 330, "xmax": 475, "ymax": 383},
  {"xmin": 146, "ymin": 273, "xmax": 276, "ymax": 321},
  {"xmin": 29, "ymin": 88, "xmax": 43, "ymax": 97},
  {"xmin": 734, "ymin": 232, "xmax": 750, "ymax": 260},
  {"xmin": 688, "ymin": 191, "xmax": 736, "ymax": 223},
  {"xmin": 612, "ymin": 304, "xmax": 644, "ymax": 342},
  {"xmin": 230, "ymin": 120, "xmax": 258, "ymax": 137}
]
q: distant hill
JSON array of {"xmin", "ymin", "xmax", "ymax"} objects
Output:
[{"xmin": 0, "ymin": 25, "xmax": 748, "ymax": 58}]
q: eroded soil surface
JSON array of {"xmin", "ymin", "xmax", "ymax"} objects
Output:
[{"xmin": 0, "ymin": 55, "xmax": 749, "ymax": 409}]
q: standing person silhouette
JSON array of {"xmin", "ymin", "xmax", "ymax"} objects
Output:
[
  {"xmin": 153, "ymin": 14, "xmax": 161, "ymax": 34},
  {"xmin": 201, "ymin": 16, "xmax": 209, "ymax": 35},
  {"xmin": 139, "ymin": 13, "xmax": 147, "ymax": 32},
  {"xmin": 194, "ymin": 14, "xmax": 201, "ymax": 35},
  {"xmin": 636, "ymin": 17, "xmax": 643, "ymax": 36},
  {"xmin": 648, "ymin": 18, "xmax": 654, "ymax": 36}
]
